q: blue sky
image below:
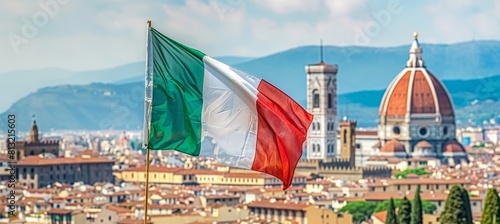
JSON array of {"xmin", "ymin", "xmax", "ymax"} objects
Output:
[{"xmin": 1, "ymin": 0, "xmax": 499, "ymax": 73}]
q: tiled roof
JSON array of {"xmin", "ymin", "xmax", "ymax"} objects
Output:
[{"xmin": 17, "ymin": 155, "xmax": 113, "ymax": 166}]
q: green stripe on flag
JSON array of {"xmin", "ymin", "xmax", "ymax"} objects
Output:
[{"xmin": 148, "ymin": 28, "xmax": 206, "ymax": 156}]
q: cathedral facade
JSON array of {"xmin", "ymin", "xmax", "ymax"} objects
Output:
[{"xmin": 304, "ymin": 33, "xmax": 468, "ymax": 165}]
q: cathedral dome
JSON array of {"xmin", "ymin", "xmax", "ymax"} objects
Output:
[{"xmin": 379, "ymin": 33, "xmax": 454, "ymax": 118}]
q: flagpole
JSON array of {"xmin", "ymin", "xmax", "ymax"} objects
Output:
[{"xmin": 143, "ymin": 20, "xmax": 153, "ymax": 224}]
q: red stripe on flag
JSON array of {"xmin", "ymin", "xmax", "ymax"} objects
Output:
[{"xmin": 251, "ymin": 80, "xmax": 313, "ymax": 190}]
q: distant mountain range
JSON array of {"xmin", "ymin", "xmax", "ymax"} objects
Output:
[
  {"xmin": 2, "ymin": 41, "xmax": 500, "ymax": 131},
  {"xmin": 3, "ymin": 74, "xmax": 499, "ymax": 131}
]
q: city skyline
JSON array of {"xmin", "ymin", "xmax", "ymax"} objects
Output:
[{"xmin": 1, "ymin": 0, "xmax": 500, "ymax": 73}]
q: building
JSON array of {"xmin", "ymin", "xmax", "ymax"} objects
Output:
[
  {"xmin": 376, "ymin": 33, "xmax": 468, "ymax": 164},
  {"xmin": 305, "ymin": 52, "xmax": 338, "ymax": 160},
  {"xmin": 16, "ymin": 153, "xmax": 114, "ymax": 189},
  {"xmin": 296, "ymin": 119, "xmax": 392, "ymax": 181},
  {"xmin": 247, "ymin": 200, "xmax": 352, "ymax": 224},
  {"xmin": 13, "ymin": 117, "xmax": 59, "ymax": 160},
  {"xmin": 117, "ymin": 166, "xmax": 307, "ymax": 188}
]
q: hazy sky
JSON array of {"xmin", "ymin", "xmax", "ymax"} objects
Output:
[{"xmin": 1, "ymin": 0, "xmax": 499, "ymax": 73}]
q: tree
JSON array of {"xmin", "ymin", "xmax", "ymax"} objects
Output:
[
  {"xmin": 411, "ymin": 185, "xmax": 423, "ymax": 224},
  {"xmin": 374, "ymin": 198, "xmax": 436, "ymax": 214},
  {"xmin": 339, "ymin": 201, "xmax": 377, "ymax": 223},
  {"xmin": 440, "ymin": 185, "xmax": 470, "ymax": 224},
  {"xmin": 385, "ymin": 198, "xmax": 398, "ymax": 224},
  {"xmin": 481, "ymin": 188, "xmax": 500, "ymax": 224},
  {"xmin": 398, "ymin": 196, "xmax": 412, "ymax": 224},
  {"xmin": 461, "ymin": 187, "xmax": 473, "ymax": 224},
  {"xmin": 394, "ymin": 168, "xmax": 430, "ymax": 179}
]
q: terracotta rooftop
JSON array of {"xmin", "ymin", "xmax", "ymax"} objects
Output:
[
  {"xmin": 17, "ymin": 155, "xmax": 113, "ymax": 166},
  {"xmin": 105, "ymin": 204, "xmax": 132, "ymax": 214},
  {"xmin": 381, "ymin": 140, "xmax": 406, "ymax": 153},
  {"xmin": 247, "ymin": 200, "xmax": 310, "ymax": 211}
]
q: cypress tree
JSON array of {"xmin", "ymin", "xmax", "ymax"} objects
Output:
[
  {"xmin": 481, "ymin": 188, "xmax": 500, "ymax": 224},
  {"xmin": 398, "ymin": 196, "xmax": 412, "ymax": 224},
  {"xmin": 411, "ymin": 185, "xmax": 423, "ymax": 224},
  {"xmin": 461, "ymin": 187, "xmax": 473, "ymax": 224},
  {"xmin": 440, "ymin": 185, "xmax": 468, "ymax": 224},
  {"xmin": 385, "ymin": 197, "xmax": 398, "ymax": 224}
]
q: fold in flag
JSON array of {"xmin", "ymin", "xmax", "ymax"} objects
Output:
[{"xmin": 144, "ymin": 27, "xmax": 313, "ymax": 189}]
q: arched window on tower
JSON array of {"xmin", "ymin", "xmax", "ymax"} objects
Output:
[
  {"xmin": 313, "ymin": 90, "xmax": 320, "ymax": 108},
  {"xmin": 312, "ymin": 144, "xmax": 316, "ymax": 152},
  {"xmin": 317, "ymin": 122, "xmax": 321, "ymax": 131},
  {"xmin": 343, "ymin": 130, "xmax": 347, "ymax": 144},
  {"xmin": 312, "ymin": 123, "xmax": 316, "ymax": 131},
  {"xmin": 316, "ymin": 144, "xmax": 321, "ymax": 152},
  {"xmin": 328, "ymin": 93, "xmax": 333, "ymax": 108}
]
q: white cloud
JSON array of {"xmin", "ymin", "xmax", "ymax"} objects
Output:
[
  {"xmin": 324, "ymin": 0, "xmax": 366, "ymax": 18},
  {"xmin": 253, "ymin": 0, "xmax": 321, "ymax": 14},
  {"xmin": 0, "ymin": 0, "xmax": 498, "ymax": 73},
  {"xmin": 426, "ymin": 0, "xmax": 500, "ymax": 42}
]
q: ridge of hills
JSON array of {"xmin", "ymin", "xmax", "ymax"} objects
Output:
[{"xmin": 2, "ymin": 40, "xmax": 500, "ymax": 131}]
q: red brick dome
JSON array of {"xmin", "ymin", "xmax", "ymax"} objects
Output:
[
  {"xmin": 381, "ymin": 139, "xmax": 406, "ymax": 153},
  {"xmin": 443, "ymin": 140, "xmax": 466, "ymax": 153},
  {"xmin": 415, "ymin": 140, "xmax": 433, "ymax": 149},
  {"xmin": 379, "ymin": 33, "xmax": 454, "ymax": 118}
]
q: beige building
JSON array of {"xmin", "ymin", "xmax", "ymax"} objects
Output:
[
  {"xmin": 46, "ymin": 208, "xmax": 87, "ymax": 224},
  {"xmin": 247, "ymin": 200, "xmax": 352, "ymax": 224},
  {"xmin": 362, "ymin": 191, "xmax": 484, "ymax": 215},
  {"xmin": 118, "ymin": 166, "xmax": 307, "ymax": 188},
  {"xmin": 149, "ymin": 205, "xmax": 248, "ymax": 224},
  {"xmin": 16, "ymin": 153, "xmax": 114, "ymax": 189},
  {"xmin": 366, "ymin": 176, "xmax": 469, "ymax": 194},
  {"xmin": 372, "ymin": 210, "xmax": 440, "ymax": 224}
]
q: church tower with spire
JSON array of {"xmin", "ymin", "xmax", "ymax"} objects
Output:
[
  {"xmin": 29, "ymin": 115, "xmax": 39, "ymax": 143},
  {"xmin": 13, "ymin": 115, "xmax": 59, "ymax": 160},
  {"xmin": 305, "ymin": 41, "xmax": 338, "ymax": 160}
]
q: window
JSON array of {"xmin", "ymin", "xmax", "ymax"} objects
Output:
[
  {"xmin": 343, "ymin": 130, "xmax": 347, "ymax": 144},
  {"xmin": 327, "ymin": 93, "xmax": 333, "ymax": 108},
  {"xmin": 312, "ymin": 123, "xmax": 316, "ymax": 130},
  {"xmin": 312, "ymin": 144, "xmax": 316, "ymax": 152},
  {"xmin": 393, "ymin": 126, "xmax": 401, "ymax": 135},
  {"xmin": 313, "ymin": 90, "xmax": 319, "ymax": 108},
  {"xmin": 317, "ymin": 122, "xmax": 320, "ymax": 130}
]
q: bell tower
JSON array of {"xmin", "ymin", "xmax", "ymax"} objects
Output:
[
  {"xmin": 339, "ymin": 118, "xmax": 356, "ymax": 167},
  {"xmin": 30, "ymin": 115, "xmax": 39, "ymax": 143},
  {"xmin": 305, "ymin": 41, "xmax": 338, "ymax": 160}
]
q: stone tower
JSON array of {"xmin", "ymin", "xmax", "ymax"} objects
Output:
[
  {"xmin": 13, "ymin": 115, "xmax": 59, "ymax": 160},
  {"xmin": 305, "ymin": 45, "xmax": 338, "ymax": 160},
  {"xmin": 339, "ymin": 118, "xmax": 356, "ymax": 167},
  {"xmin": 29, "ymin": 116, "xmax": 39, "ymax": 143}
]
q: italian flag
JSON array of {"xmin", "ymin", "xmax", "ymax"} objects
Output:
[{"xmin": 144, "ymin": 27, "xmax": 313, "ymax": 189}]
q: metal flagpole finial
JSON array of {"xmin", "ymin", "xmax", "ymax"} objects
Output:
[{"xmin": 147, "ymin": 20, "xmax": 151, "ymax": 28}]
